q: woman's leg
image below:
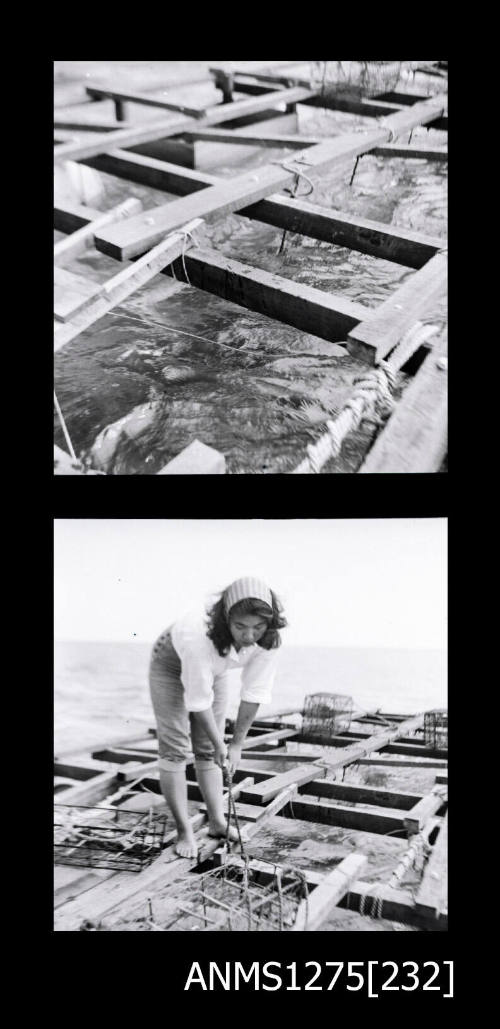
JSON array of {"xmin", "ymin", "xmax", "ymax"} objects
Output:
[
  {"xmin": 191, "ymin": 677, "xmax": 239, "ymax": 840},
  {"xmin": 149, "ymin": 643, "xmax": 197, "ymax": 858}
]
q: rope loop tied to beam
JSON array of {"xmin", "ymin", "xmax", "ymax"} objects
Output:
[{"xmin": 270, "ymin": 157, "xmax": 315, "ymax": 198}]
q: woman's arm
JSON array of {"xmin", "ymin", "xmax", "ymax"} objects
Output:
[{"xmin": 227, "ymin": 700, "xmax": 259, "ymax": 774}]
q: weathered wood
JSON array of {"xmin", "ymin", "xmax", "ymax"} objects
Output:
[
  {"xmin": 54, "ymin": 760, "xmax": 109, "ymax": 781},
  {"xmin": 347, "ymin": 250, "xmax": 447, "ymax": 364},
  {"xmin": 92, "ymin": 130, "xmax": 391, "ymax": 259},
  {"xmin": 53, "ymin": 770, "xmax": 119, "ymax": 806},
  {"xmin": 234, "ymin": 750, "xmax": 319, "ymax": 762},
  {"xmin": 243, "ymin": 195, "xmax": 443, "ymax": 268},
  {"xmin": 295, "ymin": 714, "xmax": 425, "ymax": 775},
  {"xmin": 182, "ymin": 127, "xmax": 322, "ymax": 148},
  {"xmin": 116, "ymin": 760, "xmax": 159, "ymax": 782},
  {"xmin": 54, "ymin": 218, "xmax": 204, "ymax": 351},
  {"xmin": 86, "ymin": 85, "xmax": 205, "ymax": 119},
  {"xmin": 54, "ymin": 117, "xmax": 125, "ymax": 131},
  {"xmin": 54, "ymin": 268, "xmax": 103, "ymax": 322},
  {"xmin": 83, "ymin": 148, "xmax": 216, "ymax": 194},
  {"xmin": 299, "ymin": 779, "xmax": 424, "ymax": 810},
  {"xmin": 157, "ymin": 439, "xmax": 226, "ymax": 475},
  {"xmin": 340, "ymin": 879, "xmax": 448, "ymax": 931},
  {"xmin": 54, "ymin": 201, "xmax": 102, "ymax": 234},
  {"xmin": 297, "ymin": 732, "xmax": 446, "ymax": 759},
  {"xmin": 413, "ymin": 812, "xmax": 448, "ymax": 918},
  {"xmin": 286, "ymin": 797, "xmax": 408, "ymax": 834},
  {"xmin": 357, "ymin": 757, "xmax": 447, "ymax": 768},
  {"xmin": 54, "ymin": 866, "xmax": 117, "ymax": 908},
  {"xmin": 167, "ymin": 246, "xmax": 366, "ymax": 343},
  {"xmin": 91, "ymin": 747, "xmax": 159, "ymax": 765},
  {"xmin": 359, "ymin": 329, "xmax": 448, "ymax": 472},
  {"xmin": 371, "ymin": 143, "xmax": 448, "ymax": 161},
  {"xmin": 54, "ymin": 197, "xmax": 142, "ymax": 266},
  {"xmin": 404, "ymin": 786, "xmax": 447, "ymax": 835},
  {"xmin": 238, "ymin": 763, "xmax": 327, "ymax": 804},
  {"xmin": 291, "ymin": 852, "xmax": 367, "ymax": 931},
  {"xmin": 241, "ymin": 728, "xmax": 299, "ymax": 749}
]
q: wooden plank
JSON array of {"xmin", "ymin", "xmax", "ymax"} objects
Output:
[
  {"xmin": 54, "ymin": 202, "xmax": 102, "ymax": 234},
  {"xmin": 86, "ymin": 85, "xmax": 205, "ymax": 119},
  {"xmin": 299, "ymin": 780, "xmax": 424, "ymax": 810},
  {"xmin": 91, "ymin": 747, "xmax": 159, "ymax": 765},
  {"xmin": 92, "ymin": 129, "xmax": 391, "ymax": 259},
  {"xmin": 54, "ymin": 197, "xmax": 142, "ymax": 266},
  {"xmin": 53, "ymin": 770, "xmax": 119, "ymax": 806},
  {"xmin": 404, "ymin": 786, "xmax": 447, "ymax": 835},
  {"xmin": 347, "ymin": 250, "xmax": 447, "ymax": 364},
  {"xmin": 54, "ymin": 117, "xmax": 125, "ymax": 131},
  {"xmin": 243, "ymin": 194, "xmax": 443, "ymax": 269},
  {"xmin": 297, "ymin": 733, "xmax": 447, "ymax": 759},
  {"xmin": 83, "ymin": 148, "xmax": 216, "ymax": 194},
  {"xmin": 182, "ymin": 127, "xmax": 322, "ymax": 148},
  {"xmin": 340, "ymin": 879, "xmax": 448, "ymax": 931},
  {"xmin": 198, "ymin": 800, "xmax": 263, "ymax": 821},
  {"xmin": 287, "ymin": 797, "xmax": 407, "ymax": 834},
  {"xmin": 413, "ymin": 812, "xmax": 448, "ymax": 918},
  {"xmin": 167, "ymin": 246, "xmax": 366, "ymax": 343},
  {"xmin": 54, "ymin": 218, "xmax": 203, "ymax": 351},
  {"xmin": 359, "ymin": 329, "xmax": 448, "ymax": 472},
  {"xmin": 435, "ymin": 772, "xmax": 448, "ymax": 784},
  {"xmin": 357, "ymin": 757, "xmax": 447, "ymax": 768},
  {"xmin": 291, "ymin": 852, "xmax": 367, "ymax": 931},
  {"xmin": 237, "ymin": 763, "xmax": 327, "ymax": 804},
  {"xmin": 371, "ymin": 143, "xmax": 447, "ymax": 161},
  {"xmin": 54, "ymin": 761, "xmax": 109, "ymax": 781},
  {"xmin": 233, "ymin": 750, "xmax": 320, "ymax": 762},
  {"xmin": 294, "ymin": 714, "xmax": 425, "ymax": 775},
  {"xmin": 54, "ymin": 269, "xmax": 103, "ymax": 322},
  {"xmin": 241, "ymin": 728, "xmax": 299, "ymax": 749}
]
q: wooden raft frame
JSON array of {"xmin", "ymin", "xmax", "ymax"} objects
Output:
[
  {"xmin": 54, "ymin": 708, "xmax": 447, "ymax": 931},
  {"xmin": 54, "ymin": 70, "xmax": 447, "ymax": 473}
]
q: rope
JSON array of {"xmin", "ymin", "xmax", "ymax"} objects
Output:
[
  {"xmin": 292, "ymin": 363, "xmax": 396, "ymax": 474},
  {"xmin": 54, "ymin": 390, "xmax": 77, "ymax": 461},
  {"xmin": 270, "ymin": 158, "xmax": 315, "ymax": 198},
  {"xmin": 170, "ymin": 228, "xmax": 198, "ymax": 288}
]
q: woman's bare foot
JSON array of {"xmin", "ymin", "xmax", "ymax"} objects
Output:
[
  {"xmin": 208, "ymin": 822, "xmax": 240, "ymax": 842},
  {"xmin": 175, "ymin": 830, "xmax": 198, "ymax": 858}
]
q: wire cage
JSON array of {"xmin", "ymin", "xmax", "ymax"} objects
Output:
[
  {"xmin": 54, "ymin": 804, "xmax": 167, "ymax": 872},
  {"xmin": 423, "ymin": 709, "xmax": 448, "ymax": 749},
  {"xmin": 94, "ymin": 860, "xmax": 311, "ymax": 931},
  {"xmin": 302, "ymin": 692, "xmax": 353, "ymax": 740},
  {"xmin": 308, "ymin": 60, "xmax": 407, "ymax": 98}
]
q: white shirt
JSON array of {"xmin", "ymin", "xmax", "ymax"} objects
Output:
[{"xmin": 170, "ymin": 610, "xmax": 279, "ymax": 712}]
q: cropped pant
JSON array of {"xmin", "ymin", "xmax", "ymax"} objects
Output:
[{"xmin": 149, "ymin": 628, "xmax": 227, "ymax": 773}]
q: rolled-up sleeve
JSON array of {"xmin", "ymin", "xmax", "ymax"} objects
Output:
[
  {"xmin": 171, "ymin": 621, "xmax": 215, "ymax": 712},
  {"xmin": 240, "ymin": 648, "xmax": 279, "ymax": 705}
]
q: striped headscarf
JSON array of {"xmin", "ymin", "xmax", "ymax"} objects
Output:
[{"xmin": 223, "ymin": 576, "xmax": 273, "ymax": 614}]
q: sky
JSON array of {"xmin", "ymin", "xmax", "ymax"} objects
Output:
[{"xmin": 54, "ymin": 518, "xmax": 447, "ymax": 649}]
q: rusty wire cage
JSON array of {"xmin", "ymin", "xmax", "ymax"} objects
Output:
[
  {"xmin": 302, "ymin": 692, "xmax": 353, "ymax": 740},
  {"xmin": 309, "ymin": 60, "xmax": 407, "ymax": 98},
  {"xmin": 423, "ymin": 709, "xmax": 448, "ymax": 749},
  {"xmin": 93, "ymin": 860, "xmax": 311, "ymax": 931},
  {"xmin": 54, "ymin": 804, "xmax": 167, "ymax": 872}
]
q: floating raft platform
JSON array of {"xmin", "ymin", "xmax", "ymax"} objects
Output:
[
  {"xmin": 54, "ymin": 705, "xmax": 448, "ymax": 931},
  {"xmin": 54, "ymin": 61, "xmax": 447, "ymax": 475}
]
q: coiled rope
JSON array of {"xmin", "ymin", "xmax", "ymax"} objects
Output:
[{"xmin": 291, "ymin": 322, "xmax": 440, "ymax": 474}]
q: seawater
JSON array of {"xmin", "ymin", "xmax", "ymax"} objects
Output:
[
  {"xmin": 54, "ymin": 84, "xmax": 447, "ymax": 474},
  {"xmin": 54, "ymin": 639, "xmax": 447, "ymax": 756}
]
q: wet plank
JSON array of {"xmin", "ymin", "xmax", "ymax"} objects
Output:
[
  {"xmin": 372, "ymin": 143, "xmax": 447, "ymax": 161},
  {"xmin": 359, "ymin": 329, "xmax": 448, "ymax": 472},
  {"xmin": 54, "ymin": 197, "xmax": 142, "ymax": 266},
  {"xmin": 299, "ymin": 780, "xmax": 424, "ymax": 810},
  {"xmin": 347, "ymin": 250, "xmax": 447, "ymax": 364},
  {"xmin": 292, "ymin": 852, "xmax": 367, "ymax": 931},
  {"xmin": 237, "ymin": 763, "xmax": 327, "ymax": 804},
  {"xmin": 286, "ymin": 797, "xmax": 408, "ymax": 834},
  {"xmin": 54, "ymin": 268, "xmax": 103, "ymax": 322},
  {"xmin": 413, "ymin": 812, "xmax": 448, "ymax": 918}
]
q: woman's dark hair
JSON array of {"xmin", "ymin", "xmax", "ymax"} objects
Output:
[{"xmin": 206, "ymin": 590, "xmax": 287, "ymax": 657}]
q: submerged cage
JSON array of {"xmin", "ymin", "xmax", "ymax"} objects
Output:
[
  {"xmin": 423, "ymin": 709, "xmax": 448, "ymax": 749},
  {"xmin": 54, "ymin": 804, "xmax": 167, "ymax": 872},
  {"xmin": 302, "ymin": 692, "xmax": 353, "ymax": 740}
]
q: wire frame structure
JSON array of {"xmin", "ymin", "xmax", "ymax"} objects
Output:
[
  {"xmin": 423, "ymin": 709, "xmax": 448, "ymax": 749},
  {"xmin": 302, "ymin": 692, "xmax": 353, "ymax": 740},
  {"xmin": 92, "ymin": 860, "xmax": 311, "ymax": 932},
  {"xmin": 54, "ymin": 804, "xmax": 167, "ymax": 872},
  {"xmin": 309, "ymin": 60, "xmax": 406, "ymax": 97}
]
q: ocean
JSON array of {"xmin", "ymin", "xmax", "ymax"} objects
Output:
[{"xmin": 54, "ymin": 640, "xmax": 447, "ymax": 757}]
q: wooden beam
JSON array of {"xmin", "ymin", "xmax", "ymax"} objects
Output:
[
  {"xmin": 54, "ymin": 268, "xmax": 104, "ymax": 322},
  {"xmin": 91, "ymin": 747, "xmax": 158, "ymax": 765},
  {"xmin": 359, "ymin": 329, "xmax": 448, "ymax": 472},
  {"xmin": 347, "ymin": 250, "xmax": 447, "ymax": 364},
  {"xmin": 291, "ymin": 853, "xmax": 367, "ymax": 931},
  {"xmin": 167, "ymin": 246, "xmax": 366, "ymax": 344},
  {"xmin": 404, "ymin": 786, "xmax": 447, "ymax": 835},
  {"xmin": 237, "ymin": 763, "xmax": 327, "ymax": 804},
  {"xmin": 340, "ymin": 878, "xmax": 448, "ymax": 931},
  {"xmin": 241, "ymin": 728, "xmax": 299, "ymax": 749},
  {"xmin": 293, "ymin": 714, "xmax": 425, "ymax": 775},
  {"xmin": 54, "ymin": 218, "xmax": 203, "ymax": 352},
  {"xmin": 371, "ymin": 143, "xmax": 447, "ymax": 161},
  {"xmin": 54, "ymin": 197, "xmax": 142, "ymax": 266},
  {"xmin": 54, "ymin": 202, "xmax": 102, "ymax": 234},
  {"xmin": 92, "ymin": 129, "xmax": 391, "ymax": 259},
  {"xmin": 83, "ymin": 148, "xmax": 216, "ymax": 194},
  {"xmin": 299, "ymin": 779, "xmax": 424, "ymax": 810},
  {"xmin": 286, "ymin": 797, "xmax": 408, "ymax": 834},
  {"xmin": 357, "ymin": 757, "xmax": 447, "ymax": 768},
  {"xmin": 243, "ymin": 195, "xmax": 443, "ymax": 269},
  {"xmin": 54, "ymin": 761, "xmax": 109, "ymax": 781},
  {"xmin": 54, "ymin": 117, "xmax": 125, "ymax": 131},
  {"xmin": 234, "ymin": 750, "xmax": 319, "ymax": 762},
  {"xmin": 86, "ymin": 85, "xmax": 205, "ymax": 119},
  {"xmin": 181, "ymin": 127, "xmax": 322, "ymax": 148},
  {"xmin": 413, "ymin": 812, "xmax": 448, "ymax": 918},
  {"xmin": 53, "ymin": 770, "xmax": 119, "ymax": 806}
]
